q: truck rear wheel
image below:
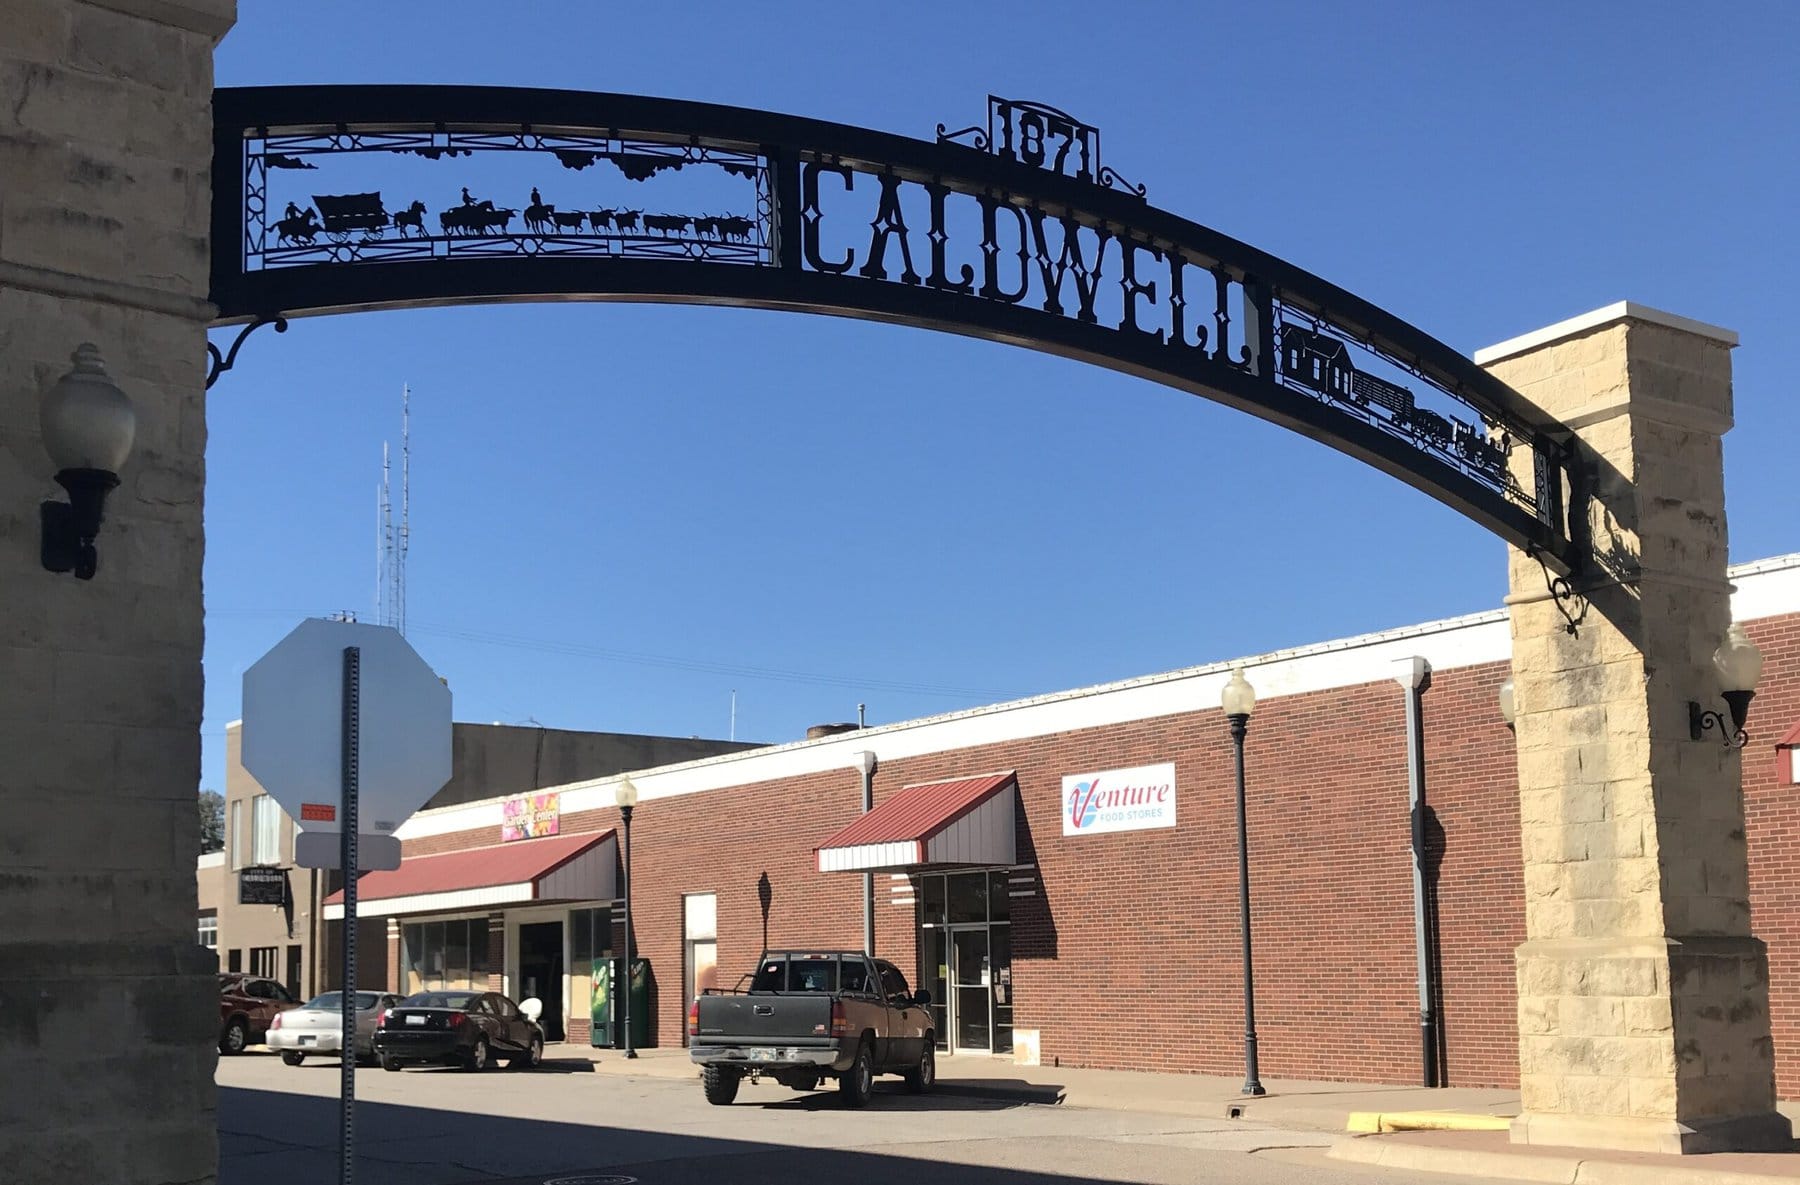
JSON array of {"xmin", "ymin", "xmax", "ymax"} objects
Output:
[
  {"xmin": 702, "ymin": 1065, "xmax": 741, "ymax": 1106},
  {"xmin": 839, "ymin": 1041, "xmax": 874, "ymax": 1108},
  {"xmin": 904, "ymin": 1043, "xmax": 935, "ymax": 1094}
]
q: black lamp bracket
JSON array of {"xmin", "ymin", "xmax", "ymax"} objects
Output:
[
  {"xmin": 40, "ymin": 468, "xmax": 120, "ymax": 581},
  {"xmin": 1690, "ymin": 689, "xmax": 1755, "ymax": 749}
]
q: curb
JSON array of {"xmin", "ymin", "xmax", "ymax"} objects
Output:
[
  {"xmin": 1329, "ymin": 1134, "xmax": 1800, "ymax": 1185},
  {"xmin": 1346, "ymin": 1110, "xmax": 1513, "ymax": 1133}
]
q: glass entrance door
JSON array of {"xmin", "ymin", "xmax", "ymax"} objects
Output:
[
  {"xmin": 950, "ymin": 926, "xmax": 991, "ymax": 1052},
  {"xmin": 916, "ymin": 870, "xmax": 1015, "ymax": 1055}
]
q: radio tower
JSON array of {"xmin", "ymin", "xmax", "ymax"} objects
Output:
[{"xmin": 377, "ymin": 385, "xmax": 412, "ymax": 635}]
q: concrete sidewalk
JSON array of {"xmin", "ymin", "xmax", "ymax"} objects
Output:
[
  {"xmin": 552, "ymin": 1045, "xmax": 1800, "ymax": 1185},
  {"xmin": 550, "ymin": 1045, "xmax": 1512, "ymax": 1123},
  {"xmin": 549, "ymin": 1044, "xmax": 1517, "ymax": 1127}
]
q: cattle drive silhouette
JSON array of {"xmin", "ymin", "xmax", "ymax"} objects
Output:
[{"xmin": 272, "ymin": 184, "xmax": 757, "ymax": 246}]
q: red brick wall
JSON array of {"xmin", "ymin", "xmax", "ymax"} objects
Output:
[
  {"xmin": 387, "ymin": 609, "xmax": 1800, "ymax": 1089},
  {"xmin": 1744, "ymin": 615, "xmax": 1800, "ymax": 1097}
]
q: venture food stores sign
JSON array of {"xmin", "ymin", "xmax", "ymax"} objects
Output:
[{"xmin": 1062, "ymin": 762, "xmax": 1176, "ymax": 836}]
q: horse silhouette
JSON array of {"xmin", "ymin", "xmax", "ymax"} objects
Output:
[{"xmin": 392, "ymin": 200, "xmax": 428, "ymax": 238}]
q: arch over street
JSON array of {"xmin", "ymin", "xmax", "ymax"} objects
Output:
[{"xmin": 211, "ymin": 86, "xmax": 1579, "ymax": 572}]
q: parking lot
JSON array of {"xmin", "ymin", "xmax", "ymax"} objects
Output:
[{"xmin": 218, "ymin": 1050, "xmax": 1514, "ymax": 1185}]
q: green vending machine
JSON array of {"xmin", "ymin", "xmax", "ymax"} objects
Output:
[{"xmin": 589, "ymin": 957, "xmax": 615, "ymax": 1048}]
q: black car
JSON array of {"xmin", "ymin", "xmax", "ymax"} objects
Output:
[{"xmin": 374, "ymin": 990, "xmax": 545, "ymax": 1072}]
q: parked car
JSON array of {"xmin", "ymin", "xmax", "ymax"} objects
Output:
[
  {"xmin": 266, "ymin": 990, "xmax": 402, "ymax": 1065},
  {"xmin": 373, "ymin": 990, "xmax": 545, "ymax": 1072},
  {"xmin": 218, "ymin": 973, "xmax": 301, "ymax": 1055},
  {"xmin": 688, "ymin": 950, "xmax": 934, "ymax": 1107}
]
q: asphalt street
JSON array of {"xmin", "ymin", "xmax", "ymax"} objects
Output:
[{"xmin": 218, "ymin": 1051, "xmax": 1513, "ymax": 1185}]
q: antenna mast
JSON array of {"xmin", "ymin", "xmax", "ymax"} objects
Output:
[
  {"xmin": 377, "ymin": 385, "xmax": 413, "ymax": 635},
  {"xmin": 398, "ymin": 383, "xmax": 411, "ymax": 637},
  {"xmin": 377, "ymin": 442, "xmax": 391, "ymax": 626}
]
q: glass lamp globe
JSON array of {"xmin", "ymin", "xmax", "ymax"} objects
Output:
[
  {"xmin": 614, "ymin": 775, "xmax": 639, "ymax": 809},
  {"xmin": 41, "ymin": 344, "xmax": 135, "ymax": 473},
  {"xmin": 1497, "ymin": 677, "xmax": 1516, "ymax": 726},
  {"xmin": 1221, "ymin": 668, "xmax": 1257, "ymax": 718},
  {"xmin": 1714, "ymin": 624, "xmax": 1763, "ymax": 694}
]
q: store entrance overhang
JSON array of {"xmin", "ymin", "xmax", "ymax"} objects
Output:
[
  {"xmin": 814, "ymin": 773, "xmax": 1017, "ymax": 873},
  {"xmin": 322, "ymin": 829, "xmax": 617, "ymax": 919}
]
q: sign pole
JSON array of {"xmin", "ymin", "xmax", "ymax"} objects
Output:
[{"xmin": 339, "ymin": 646, "xmax": 361, "ymax": 1185}]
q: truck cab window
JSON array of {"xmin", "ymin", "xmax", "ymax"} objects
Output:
[{"xmin": 878, "ymin": 963, "xmax": 910, "ymax": 1004}]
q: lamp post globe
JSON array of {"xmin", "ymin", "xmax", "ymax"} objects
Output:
[
  {"xmin": 615, "ymin": 775, "xmax": 639, "ymax": 1058},
  {"xmin": 1714, "ymin": 624, "xmax": 1764, "ymax": 738},
  {"xmin": 1222, "ymin": 667, "xmax": 1265, "ymax": 1096},
  {"xmin": 1221, "ymin": 667, "xmax": 1257, "ymax": 720},
  {"xmin": 1497, "ymin": 677, "xmax": 1516, "ymax": 728}
]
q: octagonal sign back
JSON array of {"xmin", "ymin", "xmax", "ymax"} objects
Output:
[{"xmin": 242, "ymin": 619, "xmax": 452, "ymax": 855}]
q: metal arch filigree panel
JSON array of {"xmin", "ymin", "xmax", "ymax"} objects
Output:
[
  {"xmin": 211, "ymin": 86, "xmax": 1580, "ymax": 573},
  {"xmin": 242, "ymin": 128, "xmax": 771, "ymax": 275}
]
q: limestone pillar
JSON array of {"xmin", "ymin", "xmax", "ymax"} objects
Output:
[
  {"xmin": 0, "ymin": 2, "xmax": 235, "ymax": 1182},
  {"xmin": 1483, "ymin": 303, "xmax": 1788, "ymax": 1153}
]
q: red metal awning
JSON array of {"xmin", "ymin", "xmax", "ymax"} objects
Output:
[
  {"xmin": 323, "ymin": 830, "xmax": 616, "ymax": 918},
  {"xmin": 814, "ymin": 772, "xmax": 1016, "ymax": 873}
]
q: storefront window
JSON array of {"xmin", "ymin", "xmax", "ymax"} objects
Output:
[
  {"xmin": 989, "ymin": 871, "xmax": 1011, "ymax": 922},
  {"xmin": 920, "ymin": 875, "xmax": 946, "ymax": 927},
  {"xmin": 947, "ymin": 870, "xmax": 989, "ymax": 923},
  {"xmin": 568, "ymin": 906, "xmax": 615, "ymax": 1036},
  {"xmin": 402, "ymin": 918, "xmax": 489, "ymax": 993}
]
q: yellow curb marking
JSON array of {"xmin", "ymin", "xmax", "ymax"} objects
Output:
[{"xmin": 1346, "ymin": 1110, "xmax": 1513, "ymax": 1133}]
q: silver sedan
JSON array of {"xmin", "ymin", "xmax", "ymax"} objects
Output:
[{"xmin": 266, "ymin": 991, "xmax": 401, "ymax": 1065}]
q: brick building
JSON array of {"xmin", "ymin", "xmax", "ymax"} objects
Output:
[
  {"xmin": 199, "ymin": 721, "xmax": 762, "ymax": 1002},
  {"xmin": 322, "ymin": 554, "xmax": 1800, "ymax": 1091}
]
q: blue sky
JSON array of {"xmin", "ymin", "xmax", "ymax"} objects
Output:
[{"xmin": 203, "ymin": 1, "xmax": 1799, "ymax": 789}]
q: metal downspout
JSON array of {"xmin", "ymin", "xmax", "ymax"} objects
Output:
[
  {"xmin": 855, "ymin": 750, "xmax": 877, "ymax": 955},
  {"xmin": 1394, "ymin": 656, "xmax": 1438, "ymax": 1088}
]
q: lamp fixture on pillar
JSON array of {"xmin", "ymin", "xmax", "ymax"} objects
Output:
[
  {"xmin": 1497, "ymin": 677, "xmax": 1516, "ymax": 731},
  {"xmin": 1690, "ymin": 624, "xmax": 1764, "ymax": 748},
  {"xmin": 1220, "ymin": 666, "xmax": 1265, "ymax": 1097},
  {"xmin": 39, "ymin": 344, "xmax": 136, "ymax": 580},
  {"xmin": 615, "ymin": 774, "xmax": 640, "ymax": 1059}
]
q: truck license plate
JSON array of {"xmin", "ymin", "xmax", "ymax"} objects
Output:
[
  {"xmin": 299, "ymin": 1035, "xmax": 315, "ymax": 1045},
  {"xmin": 751, "ymin": 1047, "xmax": 777, "ymax": 1061}
]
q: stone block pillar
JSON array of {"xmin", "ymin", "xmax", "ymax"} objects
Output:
[
  {"xmin": 0, "ymin": 2, "xmax": 234, "ymax": 1182},
  {"xmin": 1482, "ymin": 303, "xmax": 1789, "ymax": 1153}
]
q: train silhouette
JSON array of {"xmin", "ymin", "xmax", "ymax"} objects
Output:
[{"xmin": 1279, "ymin": 326, "xmax": 1506, "ymax": 476}]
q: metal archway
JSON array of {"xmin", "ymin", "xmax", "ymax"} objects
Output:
[{"xmin": 210, "ymin": 86, "xmax": 1578, "ymax": 572}]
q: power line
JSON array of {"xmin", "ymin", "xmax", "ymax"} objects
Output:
[
  {"xmin": 204, "ymin": 608, "xmax": 1016, "ymax": 700},
  {"xmin": 403, "ymin": 619, "xmax": 1017, "ymax": 700}
]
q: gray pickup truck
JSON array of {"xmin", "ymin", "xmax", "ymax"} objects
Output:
[{"xmin": 688, "ymin": 950, "xmax": 935, "ymax": 1106}]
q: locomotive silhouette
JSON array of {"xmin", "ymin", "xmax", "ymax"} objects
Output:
[{"xmin": 1279, "ymin": 325, "xmax": 1506, "ymax": 476}]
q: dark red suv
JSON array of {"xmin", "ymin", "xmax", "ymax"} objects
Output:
[{"xmin": 219, "ymin": 973, "xmax": 299, "ymax": 1054}]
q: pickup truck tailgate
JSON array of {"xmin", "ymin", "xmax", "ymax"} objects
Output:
[{"xmin": 694, "ymin": 994, "xmax": 834, "ymax": 1044}]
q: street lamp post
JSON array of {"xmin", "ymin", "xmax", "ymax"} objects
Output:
[
  {"xmin": 1221, "ymin": 667, "xmax": 1266, "ymax": 1097},
  {"xmin": 615, "ymin": 775, "xmax": 639, "ymax": 1059}
]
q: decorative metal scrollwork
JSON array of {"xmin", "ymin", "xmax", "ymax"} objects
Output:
[
  {"xmin": 206, "ymin": 315, "xmax": 288, "ymax": 391},
  {"xmin": 1527, "ymin": 543, "xmax": 1589, "ymax": 636},
  {"xmin": 937, "ymin": 96, "xmax": 1146, "ymax": 198},
  {"xmin": 1270, "ymin": 309, "xmax": 1532, "ymax": 512},
  {"xmin": 244, "ymin": 128, "xmax": 772, "ymax": 275}
]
